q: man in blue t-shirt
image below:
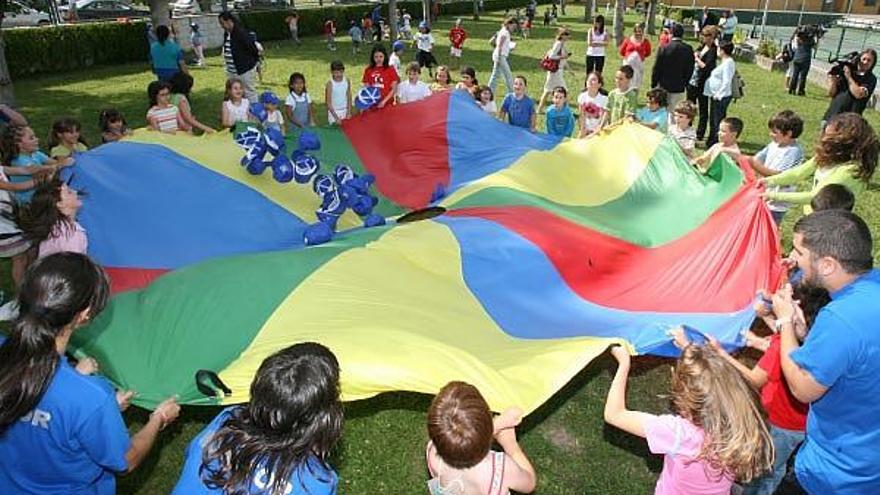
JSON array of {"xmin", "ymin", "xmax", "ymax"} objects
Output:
[
  {"xmin": 769, "ymin": 209, "xmax": 880, "ymax": 495},
  {"xmin": 499, "ymin": 75, "xmax": 536, "ymax": 132}
]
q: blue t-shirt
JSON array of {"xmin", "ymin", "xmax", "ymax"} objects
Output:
[
  {"xmin": 172, "ymin": 407, "xmax": 338, "ymax": 495},
  {"xmin": 545, "ymin": 105, "xmax": 574, "ymax": 137},
  {"xmin": 636, "ymin": 106, "xmax": 669, "ymax": 133},
  {"xmin": 150, "ymin": 40, "xmax": 183, "ymax": 80},
  {"xmin": 0, "ymin": 341, "xmax": 130, "ymax": 495},
  {"xmin": 501, "ymin": 93, "xmax": 535, "ymax": 130},
  {"xmin": 10, "ymin": 150, "xmax": 50, "ymax": 202},
  {"xmin": 792, "ymin": 269, "xmax": 880, "ymax": 495}
]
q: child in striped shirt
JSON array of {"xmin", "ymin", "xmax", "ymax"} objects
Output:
[{"xmin": 146, "ymin": 80, "xmax": 185, "ymax": 134}]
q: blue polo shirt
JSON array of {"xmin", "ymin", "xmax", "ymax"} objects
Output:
[
  {"xmin": 545, "ymin": 105, "xmax": 574, "ymax": 137},
  {"xmin": 792, "ymin": 269, "xmax": 880, "ymax": 494},
  {"xmin": 172, "ymin": 406, "xmax": 338, "ymax": 495},
  {"xmin": 150, "ymin": 40, "xmax": 183, "ymax": 81},
  {"xmin": 0, "ymin": 341, "xmax": 130, "ymax": 494},
  {"xmin": 501, "ymin": 93, "xmax": 535, "ymax": 130}
]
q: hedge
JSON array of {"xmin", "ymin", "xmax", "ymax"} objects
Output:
[{"xmin": 4, "ymin": 0, "xmax": 537, "ymax": 79}]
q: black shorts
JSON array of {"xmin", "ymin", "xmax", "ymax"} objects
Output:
[{"xmin": 417, "ymin": 50, "xmax": 437, "ymax": 68}]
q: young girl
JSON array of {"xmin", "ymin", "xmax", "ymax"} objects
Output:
[
  {"xmin": 426, "ymin": 381, "xmax": 537, "ymax": 495},
  {"xmin": 362, "ymin": 44, "xmax": 400, "ymax": 109},
  {"xmin": 190, "ymin": 22, "xmax": 205, "ymax": 67},
  {"xmin": 147, "ymin": 80, "xmax": 186, "ymax": 134},
  {"xmin": 430, "ymin": 65, "xmax": 454, "ymax": 93},
  {"xmin": 586, "ymin": 15, "xmax": 607, "ymax": 75},
  {"xmin": 456, "ymin": 66, "xmax": 479, "ymax": 96},
  {"xmin": 476, "ymin": 85, "xmax": 496, "ymax": 114},
  {"xmin": 605, "ymin": 344, "xmax": 774, "ymax": 494},
  {"xmin": 577, "ymin": 71, "xmax": 607, "ymax": 138},
  {"xmin": 172, "ymin": 343, "xmax": 342, "ymax": 495},
  {"xmin": 16, "ymin": 177, "xmax": 87, "ymax": 259},
  {"xmin": 416, "ymin": 22, "xmax": 438, "ymax": 79},
  {"xmin": 98, "ymin": 108, "xmax": 131, "ymax": 143},
  {"xmin": 325, "ymin": 60, "xmax": 352, "ymax": 125},
  {"xmin": 763, "ymin": 112, "xmax": 879, "ymax": 214},
  {"xmin": 285, "ymin": 72, "xmax": 317, "ymax": 128},
  {"xmin": 169, "ymin": 72, "xmax": 215, "ymax": 134},
  {"xmin": 47, "ymin": 117, "xmax": 88, "ymax": 159},
  {"xmin": 221, "ymin": 78, "xmax": 251, "ymax": 129},
  {"xmin": 0, "ymin": 124, "xmax": 72, "ymax": 203}
]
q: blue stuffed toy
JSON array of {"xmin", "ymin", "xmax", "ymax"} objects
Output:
[
  {"xmin": 233, "ymin": 106, "xmax": 301, "ymax": 184},
  {"xmin": 332, "ymin": 165, "xmax": 385, "ymax": 228}
]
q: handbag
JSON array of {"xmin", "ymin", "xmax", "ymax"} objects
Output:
[{"xmin": 540, "ymin": 56, "xmax": 560, "ymax": 72}]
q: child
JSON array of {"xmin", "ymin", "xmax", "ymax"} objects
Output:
[
  {"xmin": 260, "ymin": 91, "xmax": 285, "ymax": 133},
  {"xmin": 0, "ymin": 124, "xmax": 72, "ymax": 205},
  {"xmin": 543, "ymin": 8, "xmax": 550, "ymax": 26},
  {"xmin": 668, "ymin": 100, "xmax": 697, "ymax": 158},
  {"xmin": 325, "ymin": 60, "xmax": 352, "ymax": 125},
  {"xmin": 169, "ymin": 72, "xmax": 214, "ymax": 134},
  {"xmin": 545, "ymin": 86, "xmax": 574, "ymax": 137},
  {"xmin": 692, "ymin": 117, "xmax": 743, "ymax": 172},
  {"xmin": 577, "ymin": 71, "xmax": 607, "ymax": 138},
  {"xmin": 401, "ymin": 10, "xmax": 412, "ymax": 39},
  {"xmin": 16, "ymin": 177, "xmax": 87, "ymax": 259},
  {"xmin": 362, "ymin": 44, "xmax": 400, "ymax": 109},
  {"xmin": 189, "ymin": 22, "xmax": 205, "ymax": 67},
  {"xmin": 635, "ymin": 87, "xmax": 669, "ymax": 133},
  {"xmin": 324, "ymin": 17, "xmax": 337, "ymax": 51},
  {"xmin": 457, "ymin": 66, "xmax": 479, "ymax": 96},
  {"xmin": 748, "ymin": 110, "xmax": 805, "ymax": 225},
  {"xmin": 147, "ymin": 80, "xmax": 185, "ymax": 134},
  {"xmin": 47, "ymin": 117, "xmax": 88, "ymax": 159},
  {"xmin": 605, "ymin": 344, "xmax": 773, "ymax": 494},
  {"xmin": 430, "ymin": 65, "xmax": 453, "ymax": 93},
  {"xmin": 221, "ymin": 78, "xmax": 250, "ymax": 129},
  {"xmin": 711, "ymin": 284, "xmax": 830, "ymax": 495},
  {"xmin": 416, "ymin": 21, "xmax": 438, "ymax": 79},
  {"xmin": 426, "ymin": 381, "xmax": 537, "ymax": 494},
  {"xmin": 448, "ymin": 19, "xmax": 467, "ymax": 69},
  {"xmin": 477, "ymin": 85, "xmax": 496, "ymax": 114},
  {"xmin": 397, "ymin": 62, "xmax": 432, "ymax": 104},
  {"xmin": 522, "ymin": 16, "xmax": 532, "ymax": 38},
  {"xmin": 285, "ymin": 72, "xmax": 316, "ymax": 129},
  {"xmin": 98, "ymin": 109, "xmax": 131, "ymax": 144},
  {"xmin": 349, "ymin": 20, "xmax": 363, "ymax": 54},
  {"xmin": 390, "ymin": 40, "xmax": 405, "ymax": 78},
  {"xmin": 810, "ymin": 183, "xmax": 854, "ymax": 212},
  {"xmin": 499, "ymin": 75, "xmax": 536, "ymax": 132},
  {"xmin": 604, "ymin": 65, "xmax": 638, "ymax": 128},
  {"xmin": 285, "ymin": 12, "xmax": 300, "ymax": 45}
]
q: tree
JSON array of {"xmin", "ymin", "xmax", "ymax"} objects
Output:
[
  {"xmin": 149, "ymin": 0, "xmax": 170, "ymax": 28},
  {"xmin": 613, "ymin": 0, "xmax": 625, "ymax": 46},
  {"xmin": 0, "ymin": 15, "xmax": 16, "ymax": 107},
  {"xmin": 645, "ymin": 0, "xmax": 657, "ymax": 35},
  {"xmin": 389, "ymin": 0, "xmax": 398, "ymax": 41},
  {"xmin": 473, "ymin": 0, "xmax": 479, "ymax": 21},
  {"xmin": 584, "ymin": 0, "xmax": 595, "ymax": 23}
]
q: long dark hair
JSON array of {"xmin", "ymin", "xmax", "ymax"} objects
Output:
[
  {"xmin": 200, "ymin": 342, "xmax": 344, "ymax": 495},
  {"xmin": 15, "ymin": 177, "xmax": 80, "ymax": 245},
  {"xmin": 156, "ymin": 24, "xmax": 171, "ymax": 44},
  {"xmin": 47, "ymin": 117, "xmax": 88, "ymax": 150},
  {"xmin": 147, "ymin": 80, "xmax": 172, "ymax": 108},
  {"xmin": 368, "ymin": 43, "xmax": 389, "ymax": 68},
  {"xmin": 593, "ymin": 15, "xmax": 604, "ymax": 34},
  {"xmin": 0, "ymin": 124, "xmax": 29, "ymax": 166},
  {"xmin": 0, "ymin": 253, "xmax": 110, "ymax": 434},
  {"xmin": 98, "ymin": 108, "xmax": 128, "ymax": 134}
]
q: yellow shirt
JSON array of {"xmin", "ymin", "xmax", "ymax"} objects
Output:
[{"xmin": 50, "ymin": 143, "xmax": 88, "ymax": 158}]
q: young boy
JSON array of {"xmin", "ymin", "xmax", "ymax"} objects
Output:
[
  {"xmin": 416, "ymin": 22, "xmax": 437, "ymax": 78},
  {"xmin": 747, "ymin": 110, "xmax": 805, "ymax": 225},
  {"xmin": 324, "ymin": 18, "xmax": 337, "ymax": 51},
  {"xmin": 390, "ymin": 40, "xmax": 405, "ymax": 79},
  {"xmin": 669, "ymin": 100, "xmax": 697, "ymax": 158},
  {"xmin": 499, "ymin": 75, "xmax": 536, "ymax": 132},
  {"xmin": 448, "ymin": 19, "xmax": 467, "ymax": 69},
  {"xmin": 397, "ymin": 62, "xmax": 432, "ymax": 104},
  {"xmin": 260, "ymin": 91, "xmax": 285, "ymax": 134},
  {"xmin": 605, "ymin": 65, "xmax": 638, "ymax": 128},
  {"xmin": 635, "ymin": 87, "xmax": 669, "ymax": 133},
  {"xmin": 692, "ymin": 117, "xmax": 743, "ymax": 172},
  {"xmin": 545, "ymin": 86, "xmax": 574, "ymax": 137},
  {"xmin": 348, "ymin": 20, "xmax": 363, "ymax": 54}
]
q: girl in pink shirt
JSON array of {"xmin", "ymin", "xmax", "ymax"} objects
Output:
[
  {"xmin": 17, "ymin": 177, "xmax": 87, "ymax": 259},
  {"xmin": 604, "ymin": 343, "xmax": 773, "ymax": 495}
]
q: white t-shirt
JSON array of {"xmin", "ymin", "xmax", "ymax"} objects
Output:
[
  {"xmin": 224, "ymin": 98, "xmax": 250, "ymax": 123},
  {"xmin": 416, "ymin": 33, "xmax": 435, "ymax": 52},
  {"xmin": 285, "ymin": 92, "xmax": 312, "ymax": 107},
  {"xmin": 576, "ymin": 90, "xmax": 607, "ymax": 132},
  {"xmin": 586, "ymin": 29, "xmax": 607, "ymax": 57},
  {"xmin": 480, "ymin": 100, "xmax": 497, "ymax": 114},
  {"xmin": 389, "ymin": 52, "xmax": 402, "ymax": 77},
  {"xmin": 397, "ymin": 80, "xmax": 432, "ymax": 103},
  {"xmin": 265, "ymin": 109, "xmax": 284, "ymax": 128},
  {"xmin": 493, "ymin": 27, "xmax": 511, "ymax": 61}
]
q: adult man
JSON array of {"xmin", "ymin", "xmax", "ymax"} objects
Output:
[
  {"xmin": 698, "ymin": 6, "xmax": 716, "ymax": 30},
  {"xmin": 218, "ymin": 11, "xmax": 260, "ymax": 102},
  {"xmin": 822, "ymin": 48, "xmax": 877, "ymax": 125},
  {"xmin": 719, "ymin": 9, "xmax": 737, "ymax": 42},
  {"xmin": 487, "ymin": 17, "xmax": 515, "ymax": 96},
  {"xmin": 770, "ymin": 209, "xmax": 880, "ymax": 495},
  {"xmin": 651, "ymin": 23, "xmax": 694, "ymax": 115}
]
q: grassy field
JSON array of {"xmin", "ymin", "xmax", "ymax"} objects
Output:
[{"xmin": 6, "ymin": 8, "xmax": 880, "ymax": 494}]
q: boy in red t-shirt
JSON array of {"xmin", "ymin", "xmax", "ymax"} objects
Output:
[
  {"xmin": 710, "ymin": 284, "xmax": 830, "ymax": 495},
  {"xmin": 448, "ymin": 19, "xmax": 467, "ymax": 69},
  {"xmin": 324, "ymin": 18, "xmax": 337, "ymax": 51}
]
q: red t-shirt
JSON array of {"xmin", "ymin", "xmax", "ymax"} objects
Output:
[
  {"xmin": 449, "ymin": 27, "xmax": 467, "ymax": 48},
  {"xmin": 757, "ymin": 334, "xmax": 809, "ymax": 431},
  {"xmin": 619, "ymin": 37, "xmax": 652, "ymax": 60},
  {"xmin": 362, "ymin": 65, "xmax": 400, "ymax": 102}
]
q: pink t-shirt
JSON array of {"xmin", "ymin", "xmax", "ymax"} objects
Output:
[
  {"xmin": 644, "ymin": 415, "xmax": 733, "ymax": 495},
  {"xmin": 38, "ymin": 221, "xmax": 87, "ymax": 258}
]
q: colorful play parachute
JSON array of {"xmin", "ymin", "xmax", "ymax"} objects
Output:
[{"xmin": 68, "ymin": 91, "xmax": 782, "ymax": 413}]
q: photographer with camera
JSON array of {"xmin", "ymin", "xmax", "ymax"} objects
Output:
[{"xmin": 822, "ymin": 49, "xmax": 877, "ymax": 126}]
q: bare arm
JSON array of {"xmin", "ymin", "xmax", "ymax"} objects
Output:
[
  {"xmin": 0, "ymin": 105, "xmax": 28, "ymax": 126},
  {"xmin": 379, "ymin": 82, "xmax": 398, "ymax": 108},
  {"xmin": 178, "ymin": 97, "xmax": 214, "ymax": 133},
  {"xmin": 603, "ymin": 346, "xmax": 655, "ymax": 438},
  {"xmin": 773, "ymin": 286, "xmax": 829, "ymax": 404},
  {"xmin": 124, "ymin": 397, "xmax": 180, "ymax": 473},
  {"xmin": 493, "ymin": 411, "xmax": 537, "ymax": 493},
  {"xmin": 325, "ymin": 82, "xmax": 339, "ymax": 123},
  {"xmin": 749, "ymin": 156, "xmax": 782, "ymax": 177},
  {"xmin": 709, "ymin": 338, "xmax": 769, "ymax": 388}
]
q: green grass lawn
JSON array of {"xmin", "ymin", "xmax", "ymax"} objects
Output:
[{"xmin": 6, "ymin": 8, "xmax": 880, "ymax": 494}]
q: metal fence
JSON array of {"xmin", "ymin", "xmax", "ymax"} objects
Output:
[{"xmin": 739, "ymin": 15, "xmax": 880, "ymax": 61}]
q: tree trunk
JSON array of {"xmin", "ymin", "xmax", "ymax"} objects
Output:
[
  {"xmin": 389, "ymin": 0, "xmax": 398, "ymax": 41},
  {"xmin": 613, "ymin": 0, "xmax": 625, "ymax": 46},
  {"xmin": 149, "ymin": 0, "xmax": 170, "ymax": 27},
  {"xmin": 422, "ymin": 0, "xmax": 430, "ymax": 25},
  {"xmin": 560, "ymin": 0, "xmax": 566, "ymax": 15},
  {"xmin": 645, "ymin": 0, "xmax": 657, "ymax": 35},
  {"xmin": 0, "ymin": 22, "xmax": 15, "ymax": 107},
  {"xmin": 473, "ymin": 0, "xmax": 479, "ymax": 21},
  {"xmin": 584, "ymin": 0, "xmax": 593, "ymax": 22}
]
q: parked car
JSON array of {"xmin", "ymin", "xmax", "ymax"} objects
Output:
[
  {"xmin": 1, "ymin": 0, "xmax": 51, "ymax": 27},
  {"xmin": 170, "ymin": 0, "xmax": 201, "ymax": 16},
  {"xmin": 59, "ymin": 0, "xmax": 149, "ymax": 21}
]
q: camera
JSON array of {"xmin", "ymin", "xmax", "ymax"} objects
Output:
[
  {"xmin": 795, "ymin": 23, "xmax": 827, "ymax": 43},
  {"xmin": 828, "ymin": 50, "xmax": 861, "ymax": 78}
]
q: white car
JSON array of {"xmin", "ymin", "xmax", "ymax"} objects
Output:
[
  {"xmin": 1, "ymin": 0, "xmax": 51, "ymax": 27},
  {"xmin": 171, "ymin": 0, "xmax": 201, "ymax": 16}
]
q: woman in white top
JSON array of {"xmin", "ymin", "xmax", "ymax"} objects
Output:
[
  {"xmin": 577, "ymin": 71, "xmax": 608, "ymax": 138},
  {"xmin": 703, "ymin": 40, "xmax": 736, "ymax": 147},
  {"xmin": 487, "ymin": 18, "xmax": 516, "ymax": 97},
  {"xmin": 585, "ymin": 15, "xmax": 607, "ymax": 76},
  {"xmin": 325, "ymin": 60, "xmax": 352, "ymax": 124},
  {"xmin": 537, "ymin": 27, "xmax": 571, "ymax": 113}
]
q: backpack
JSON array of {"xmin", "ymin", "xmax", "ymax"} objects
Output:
[{"xmin": 731, "ymin": 70, "xmax": 745, "ymax": 101}]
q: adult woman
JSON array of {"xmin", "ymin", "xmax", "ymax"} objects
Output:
[
  {"xmin": 0, "ymin": 253, "xmax": 180, "ymax": 494},
  {"xmin": 488, "ymin": 17, "xmax": 516, "ymax": 96},
  {"xmin": 823, "ymin": 48, "xmax": 877, "ymax": 124},
  {"xmin": 687, "ymin": 26, "xmax": 718, "ymax": 142},
  {"xmin": 172, "ymin": 342, "xmax": 344, "ymax": 494},
  {"xmin": 538, "ymin": 27, "xmax": 571, "ymax": 113},
  {"xmin": 618, "ymin": 22, "xmax": 652, "ymax": 93},
  {"xmin": 789, "ymin": 28, "xmax": 815, "ymax": 96},
  {"xmin": 585, "ymin": 15, "xmax": 607, "ymax": 76},
  {"xmin": 703, "ymin": 40, "xmax": 736, "ymax": 147},
  {"xmin": 150, "ymin": 24, "xmax": 187, "ymax": 82}
]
